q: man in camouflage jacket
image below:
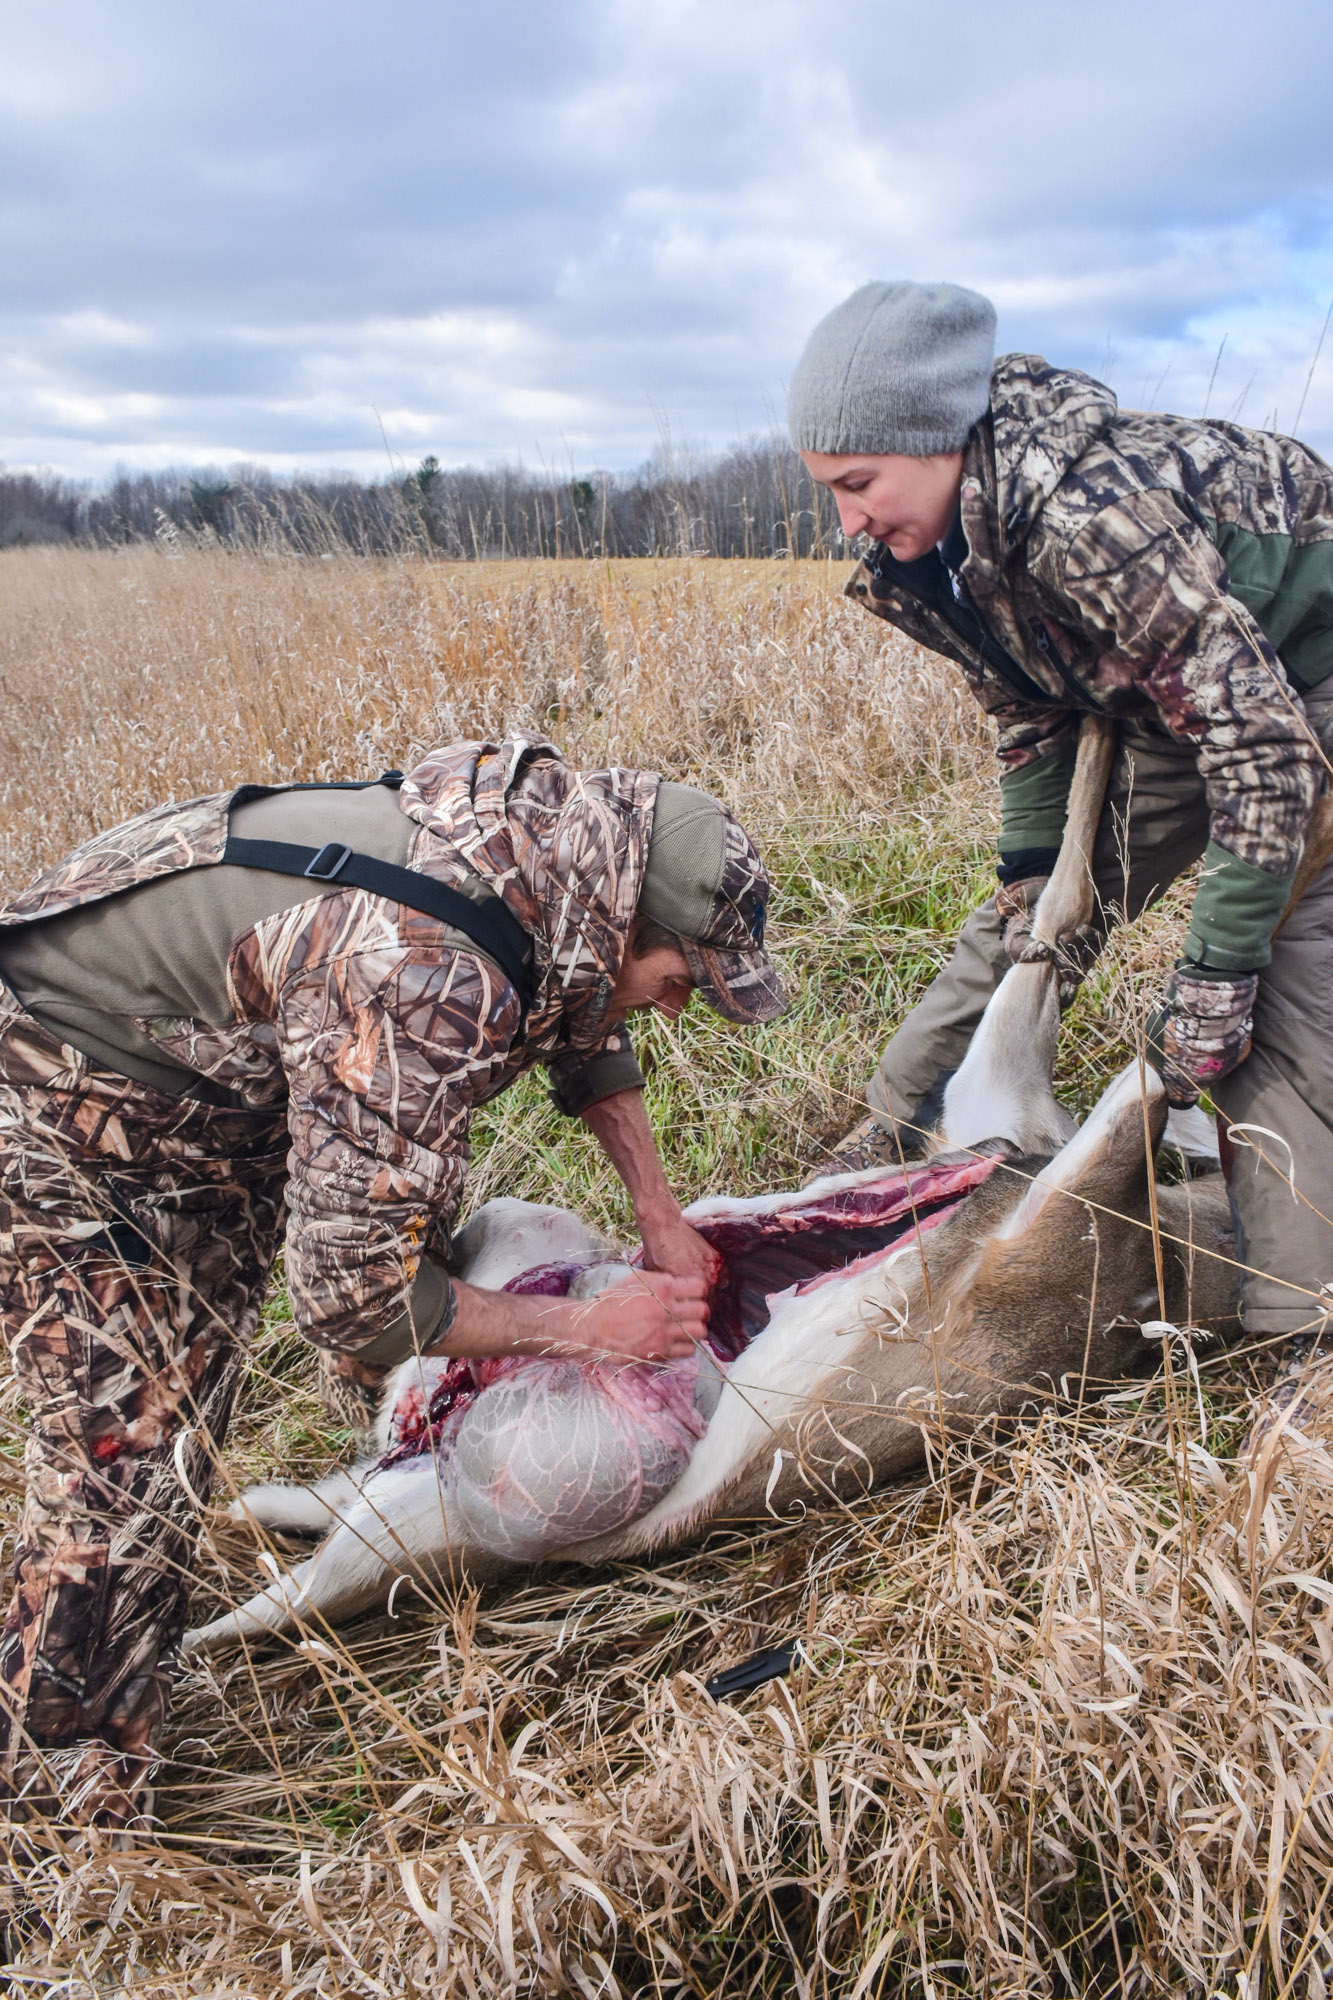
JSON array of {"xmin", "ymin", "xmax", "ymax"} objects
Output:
[
  {"xmin": 0, "ymin": 736, "xmax": 784, "ymax": 1829},
  {"xmin": 790, "ymin": 280, "xmax": 1333, "ymax": 1350}
]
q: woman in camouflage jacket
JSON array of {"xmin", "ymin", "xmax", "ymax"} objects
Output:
[
  {"xmin": 790, "ymin": 280, "xmax": 1333, "ymax": 1353},
  {"xmin": 0, "ymin": 735, "xmax": 784, "ymax": 1829}
]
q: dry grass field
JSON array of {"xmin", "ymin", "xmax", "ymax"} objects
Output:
[{"xmin": 1, "ymin": 546, "xmax": 1331, "ymax": 1998}]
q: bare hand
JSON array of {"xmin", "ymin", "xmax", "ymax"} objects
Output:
[
  {"xmin": 434, "ymin": 1262, "xmax": 711, "ymax": 1368},
  {"xmin": 637, "ymin": 1205, "xmax": 722, "ymax": 1298},
  {"xmin": 558, "ymin": 1267, "xmax": 709, "ymax": 1365},
  {"xmin": 581, "ymin": 1091, "xmax": 720, "ymax": 1308}
]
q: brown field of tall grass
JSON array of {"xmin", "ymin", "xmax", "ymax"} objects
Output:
[{"xmin": 1, "ymin": 545, "xmax": 1330, "ymax": 1998}]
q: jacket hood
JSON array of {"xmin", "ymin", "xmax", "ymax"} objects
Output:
[
  {"xmin": 399, "ymin": 738, "xmax": 660, "ymax": 1050},
  {"xmin": 985, "ymin": 353, "xmax": 1119, "ymax": 549}
]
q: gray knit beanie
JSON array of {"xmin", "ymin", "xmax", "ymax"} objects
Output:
[{"xmin": 788, "ymin": 281, "xmax": 996, "ymax": 457}]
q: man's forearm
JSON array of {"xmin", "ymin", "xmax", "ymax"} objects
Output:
[
  {"xmin": 433, "ymin": 1279, "xmax": 581, "ymax": 1359},
  {"xmin": 580, "ymin": 1087, "xmax": 720, "ymax": 1290},
  {"xmin": 579, "ymin": 1087, "xmax": 679, "ymax": 1227},
  {"xmin": 426, "ymin": 1271, "xmax": 707, "ymax": 1366}
]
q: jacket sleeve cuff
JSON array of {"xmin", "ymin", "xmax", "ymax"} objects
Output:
[
  {"xmin": 996, "ymin": 847, "xmax": 1060, "ymax": 886},
  {"xmin": 1183, "ymin": 840, "xmax": 1293, "ymax": 971},
  {"xmin": 340, "ymin": 1257, "xmax": 457, "ymax": 1368},
  {"xmin": 546, "ymin": 1045, "xmax": 647, "ymax": 1118}
]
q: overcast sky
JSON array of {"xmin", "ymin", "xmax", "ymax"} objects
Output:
[{"xmin": 3, "ymin": 0, "xmax": 1332, "ymax": 480}]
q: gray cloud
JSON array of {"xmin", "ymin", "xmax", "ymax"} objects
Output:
[{"xmin": 3, "ymin": 0, "xmax": 1332, "ymax": 476}]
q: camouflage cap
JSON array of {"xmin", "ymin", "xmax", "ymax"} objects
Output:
[{"xmin": 639, "ymin": 783, "xmax": 787, "ymax": 1024}]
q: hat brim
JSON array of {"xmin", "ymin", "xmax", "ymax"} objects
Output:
[{"xmin": 682, "ymin": 941, "xmax": 788, "ymax": 1025}]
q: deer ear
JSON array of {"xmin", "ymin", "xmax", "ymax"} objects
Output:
[{"xmin": 991, "ymin": 1063, "xmax": 1166, "ymax": 1245}]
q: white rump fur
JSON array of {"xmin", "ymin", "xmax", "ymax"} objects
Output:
[
  {"xmin": 185, "ymin": 718, "xmax": 1165, "ymax": 1657},
  {"xmin": 1164, "ymin": 1104, "xmax": 1222, "ymax": 1166}
]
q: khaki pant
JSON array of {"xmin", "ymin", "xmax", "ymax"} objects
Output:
[{"xmin": 868, "ymin": 691, "xmax": 1333, "ymax": 1338}]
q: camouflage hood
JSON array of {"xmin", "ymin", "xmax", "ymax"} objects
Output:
[
  {"xmin": 399, "ymin": 738, "xmax": 659, "ymax": 1052},
  {"xmin": 0, "ymin": 735, "xmax": 661, "ymax": 1057}
]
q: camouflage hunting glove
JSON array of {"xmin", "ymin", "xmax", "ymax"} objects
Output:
[
  {"xmin": 1146, "ymin": 965, "xmax": 1259, "ymax": 1109},
  {"xmin": 996, "ymin": 876, "xmax": 1101, "ymax": 1011}
]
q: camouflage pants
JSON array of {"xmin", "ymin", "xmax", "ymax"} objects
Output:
[
  {"xmin": 866, "ymin": 688, "xmax": 1333, "ymax": 1338},
  {"xmin": 0, "ymin": 991, "xmax": 288, "ymax": 1827}
]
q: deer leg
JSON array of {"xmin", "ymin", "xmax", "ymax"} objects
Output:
[
  {"xmin": 232, "ymin": 1467, "xmax": 369, "ymax": 1534},
  {"xmin": 938, "ymin": 959, "xmax": 1072, "ymax": 1153},
  {"xmin": 183, "ymin": 1460, "xmax": 477, "ymax": 1656},
  {"xmin": 940, "ymin": 716, "xmax": 1116, "ymax": 1155}
]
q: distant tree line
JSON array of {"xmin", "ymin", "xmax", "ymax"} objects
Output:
[{"xmin": 0, "ymin": 440, "xmax": 853, "ymax": 560}]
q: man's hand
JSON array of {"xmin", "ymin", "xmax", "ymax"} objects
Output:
[
  {"xmin": 636, "ymin": 1203, "xmax": 722, "ymax": 1294},
  {"xmin": 433, "ymin": 1267, "xmax": 709, "ymax": 1368},
  {"xmin": 560, "ymin": 1267, "xmax": 709, "ymax": 1364},
  {"xmin": 1147, "ymin": 964, "xmax": 1259, "ymax": 1108}
]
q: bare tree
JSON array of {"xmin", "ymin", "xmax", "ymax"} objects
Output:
[{"xmin": 0, "ymin": 439, "xmax": 851, "ymax": 562}]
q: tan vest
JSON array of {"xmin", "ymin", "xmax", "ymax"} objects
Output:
[{"xmin": 0, "ymin": 784, "xmax": 418, "ymax": 1098}]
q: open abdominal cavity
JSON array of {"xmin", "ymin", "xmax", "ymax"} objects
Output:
[{"xmin": 373, "ymin": 1153, "xmax": 1004, "ymax": 1566}]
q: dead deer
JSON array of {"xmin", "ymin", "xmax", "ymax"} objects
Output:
[{"xmin": 185, "ymin": 718, "xmax": 1239, "ymax": 1656}]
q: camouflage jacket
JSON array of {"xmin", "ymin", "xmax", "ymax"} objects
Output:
[
  {"xmin": 0, "ymin": 740, "xmax": 657, "ymax": 1356},
  {"xmin": 848, "ymin": 354, "xmax": 1333, "ymax": 969}
]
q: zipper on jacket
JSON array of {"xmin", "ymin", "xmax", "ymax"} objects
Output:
[
  {"xmin": 864, "ymin": 556, "xmax": 1060, "ymax": 709},
  {"xmin": 1027, "ymin": 616, "xmax": 1102, "ymax": 713}
]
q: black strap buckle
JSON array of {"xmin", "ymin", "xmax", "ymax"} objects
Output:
[{"xmin": 304, "ymin": 841, "xmax": 352, "ymax": 881}]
